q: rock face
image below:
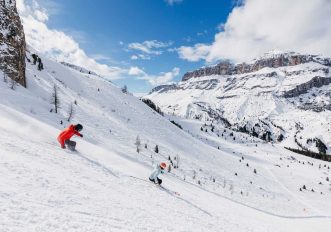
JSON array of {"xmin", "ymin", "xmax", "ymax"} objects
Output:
[
  {"xmin": 182, "ymin": 52, "xmax": 331, "ymax": 81},
  {"xmin": 0, "ymin": 0, "xmax": 26, "ymax": 87},
  {"xmin": 283, "ymin": 76, "xmax": 331, "ymax": 98}
]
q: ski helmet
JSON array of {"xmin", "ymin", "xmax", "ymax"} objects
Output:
[
  {"xmin": 160, "ymin": 162, "xmax": 167, "ymax": 169},
  {"xmin": 75, "ymin": 124, "xmax": 83, "ymax": 131}
]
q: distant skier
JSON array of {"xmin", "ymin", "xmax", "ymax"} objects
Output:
[
  {"xmin": 57, "ymin": 124, "xmax": 83, "ymax": 151},
  {"xmin": 149, "ymin": 162, "xmax": 167, "ymax": 185}
]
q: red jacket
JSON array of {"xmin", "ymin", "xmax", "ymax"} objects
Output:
[{"xmin": 57, "ymin": 125, "xmax": 82, "ymax": 146}]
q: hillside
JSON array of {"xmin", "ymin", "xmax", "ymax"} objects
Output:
[
  {"xmin": 146, "ymin": 52, "xmax": 331, "ymax": 157},
  {"xmin": 0, "ymin": 48, "xmax": 331, "ymax": 231}
]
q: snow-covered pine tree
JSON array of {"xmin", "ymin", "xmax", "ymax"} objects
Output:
[
  {"xmin": 175, "ymin": 154, "xmax": 180, "ymax": 168},
  {"xmin": 135, "ymin": 136, "xmax": 141, "ymax": 153}
]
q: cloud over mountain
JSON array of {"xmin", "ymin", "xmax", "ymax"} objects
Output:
[{"xmin": 178, "ymin": 0, "xmax": 331, "ymax": 63}]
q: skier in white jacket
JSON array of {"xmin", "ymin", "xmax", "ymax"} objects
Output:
[{"xmin": 149, "ymin": 162, "xmax": 167, "ymax": 185}]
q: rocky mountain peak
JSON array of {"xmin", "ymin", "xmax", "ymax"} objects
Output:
[
  {"xmin": 0, "ymin": 0, "xmax": 26, "ymax": 87},
  {"xmin": 182, "ymin": 52, "xmax": 331, "ymax": 81}
]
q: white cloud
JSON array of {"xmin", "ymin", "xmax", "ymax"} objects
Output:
[
  {"xmin": 131, "ymin": 54, "xmax": 151, "ymax": 60},
  {"xmin": 178, "ymin": 44, "xmax": 210, "ymax": 62},
  {"xmin": 131, "ymin": 55, "xmax": 138, "ymax": 60},
  {"xmin": 17, "ymin": 0, "xmax": 128, "ymax": 80},
  {"xmin": 127, "ymin": 40, "xmax": 173, "ymax": 60},
  {"xmin": 178, "ymin": 0, "xmax": 331, "ymax": 63},
  {"xmin": 16, "ymin": 0, "xmax": 180, "ymax": 87},
  {"xmin": 165, "ymin": 0, "xmax": 183, "ymax": 6},
  {"xmin": 128, "ymin": 67, "xmax": 180, "ymax": 86},
  {"xmin": 128, "ymin": 66, "xmax": 146, "ymax": 76}
]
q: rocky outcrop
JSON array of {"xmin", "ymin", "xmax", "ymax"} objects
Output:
[
  {"xmin": 150, "ymin": 84, "xmax": 179, "ymax": 94},
  {"xmin": 283, "ymin": 76, "xmax": 331, "ymax": 98},
  {"xmin": 182, "ymin": 53, "xmax": 331, "ymax": 81},
  {"xmin": 0, "ymin": 0, "xmax": 26, "ymax": 87}
]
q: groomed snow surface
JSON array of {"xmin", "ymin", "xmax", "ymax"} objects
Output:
[{"xmin": 0, "ymin": 52, "xmax": 331, "ymax": 231}]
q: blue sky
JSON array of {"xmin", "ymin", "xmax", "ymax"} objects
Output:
[
  {"xmin": 17, "ymin": 0, "xmax": 331, "ymax": 93},
  {"xmin": 19, "ymin": 0, "xmax": 235, "ymax": 93}
]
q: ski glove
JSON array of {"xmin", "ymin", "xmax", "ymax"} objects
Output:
[{"xmin": 80, "ymin": 134, "xmax": 83, "ymax": 138}]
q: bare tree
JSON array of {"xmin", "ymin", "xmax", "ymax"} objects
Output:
[
  {"xmin": 50, "ymin": 84, "xmax": 60, "ymax": 113},
  {"xmin": 135, "ymin": 135, "xmax": 141, "ymax": 153},
  {"xmin": 67, "ymin": 103, "xmax": 75, "ymax": 122}
]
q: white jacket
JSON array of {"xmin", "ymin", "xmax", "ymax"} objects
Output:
[{"xmin": 149, "ymin": 164, "xmax": 165, "ymax": 181}]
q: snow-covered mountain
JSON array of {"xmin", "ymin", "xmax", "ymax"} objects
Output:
[
  {"xmin": 146, "ymin": 51, "xmax": 331, "ymax": 157},
  {"xmin": 1, "ymin": 2, "xmax": 331, "ymax": 231},
  {"xmin": 0, "ymin": 47, "xmax": 330, "ymax": 231}
]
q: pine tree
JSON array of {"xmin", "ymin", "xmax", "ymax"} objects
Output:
[
  {"xmin": 121, "ymin": 85, "xmax": 128, "ymax": 93},
  {"xmin": 32, "ymin": 54, "xmax": 38, "ymax": 65},
  {"xmin": 37, "ymin": 58, "xmax": 44, "ymax": 71}
]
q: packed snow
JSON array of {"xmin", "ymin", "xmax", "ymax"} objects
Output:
[{"xmin": 0, "ymin": 50, "xmax": 331, "ymax": 231}]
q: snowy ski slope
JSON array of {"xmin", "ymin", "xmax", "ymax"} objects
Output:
[{"xmin": 0, "ymin": 50, "xmax": 331, "ymax": 231}]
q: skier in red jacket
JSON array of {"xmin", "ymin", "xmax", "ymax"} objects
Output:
[{"xmin": 57, "ymin": 124, "xmax": 83, "ymax": 151}]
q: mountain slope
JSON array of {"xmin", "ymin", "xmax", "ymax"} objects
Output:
[
  {"xmin": 0, "ymin": 50, "xmax": 331, "ymax": 231},
  {"xmin": 146, "ymin": 52, "xmax": 331, "ymax": 156}
]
